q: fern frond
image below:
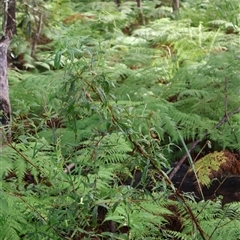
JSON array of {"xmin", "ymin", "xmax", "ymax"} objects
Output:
[
  {"xmin": 89, "ymin": 133, "xmax": 132, "ymax": 164},
  {"xmin": 0, "ymin": 192, "xmax": 27, "ymax": 240},
  {"xmin": 105, "ymin": 192, "xmax": 175, "ymax": 239},
  {"xmin": 163, "ymin": 230, "xmax": 192, "ymax": 240},
  {"xmin": 192, "ymin": 150, "xmax": 240, "ymax": 188},
  {"xmin": 192, "ymin": 151, "xmax": 227, "ymax": 187},
  {"xmin": 174, "ymin": 198, "xmax": 240, "ymax": 239}
]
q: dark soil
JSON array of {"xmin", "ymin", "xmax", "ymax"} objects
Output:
[
  {"xmin": 171, "ymin": 164, "xmax": 240, "ymax": 204},
  {"xmin": 125, "ymin": 163, "xmax": 240, "ymax": 204}
]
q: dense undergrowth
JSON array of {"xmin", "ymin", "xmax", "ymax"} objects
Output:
[{"xmin": 1, "ymin": 0, "xmax": 240, "ymax": 239}]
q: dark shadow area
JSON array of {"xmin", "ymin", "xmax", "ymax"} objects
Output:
[{"xmin": 171, "ymin": 164, "xmax": 240, "ymax": 204}]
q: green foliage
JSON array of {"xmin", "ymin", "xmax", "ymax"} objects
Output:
[
  {"xmin": 0, "ymin": 192, "xmax": 27, "ymax": 240},
  {"xmin": 1, "ymin": 0, "xmax": 240, "ymax": 239},
  {"xmin": 168, "ymin": 199, "xmax": 240, "ymax": 239},
  {"xmin": 105, "ymin": 192, "xmax": 174, "ymax": 239},
  {"xmin": 163, "ymin": 49, "xmax": 240, "ymax": 149},
  {"xmin": 181, "ymin": 0, "xmax": 240, "ymax": 32}
]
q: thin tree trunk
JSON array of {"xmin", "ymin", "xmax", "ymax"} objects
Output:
[
  {"xmin": 31, "ymin": 12, "xmax": 43, "ymax": 58},
  {"xmin": 172, "ymin": 0, "xmax": 179, "ymax": 12},
  {"xmin": 136, "ymin": 0, "xmax": 141, "ymax": 8},
  {"xmin": 136, "ymin": 0, "xmax": 145, "ymax": 25},
  {"xmin": 114, "ymin": 0, "xmax": 121, "ymax": 7}
]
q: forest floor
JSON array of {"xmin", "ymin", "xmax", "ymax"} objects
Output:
[{"xmin": 172, "ymin": 164, "xmax": 240, "ymax": 204}]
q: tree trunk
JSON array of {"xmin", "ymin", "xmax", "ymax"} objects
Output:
[
  {"xmin": 172, "ymin": 0, "xmax": 179, "ymax": 12},
  {"xmin": 0, "ymin": 36, "xmax": 11, "ymax": 127},
  {"xmin": 136, "ymin": 0, "xmax": 141, "ymax": 8},
  {"xmin": 2, "ymin": 0, "xmax": 16, "ymax": 34},
  {"xmin": 114, "ymin": 0, "xmax": 121, "ymax": 7},
  {"xmin": 136, "ymin": 0, "xmax": 145, "ymax": 25},
  {"xmin": 1, "ymin": 0, "xmax": 16, "ymax": 142}
]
